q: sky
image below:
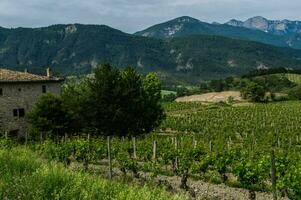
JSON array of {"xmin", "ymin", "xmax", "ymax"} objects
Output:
[{"xmin": 0, "ymin": 0, "xmax": 300, "ymax": 33}]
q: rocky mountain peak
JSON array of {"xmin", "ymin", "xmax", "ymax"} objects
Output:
[
  {"xmin": 226, "ymin": 19, "xmax": 243, "ymax": 27},
  {"xmin": 175, "ymin": 16, "xmax": 199, "ymax": 23},
  {"xmin": 225, "ymin": 16, "xmax": 301, "ymax": 37},
  {"xmin": 244, "ymin": 16, "xmax": 269, "ymax": 31}
]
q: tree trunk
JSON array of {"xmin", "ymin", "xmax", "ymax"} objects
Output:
[{"xmin": 180, "ymin": 170, "xmax": 189, "ymax": 190}]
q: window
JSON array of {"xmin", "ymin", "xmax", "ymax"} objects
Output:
[
  {"xmin": 13, "ymin": 109, "xmax": 18, "ymax": 117},
  {"xmin": 0, "ymin": 88, "xmax": 2, "ymax": 96},
  {"xmin": 18, "ymin": 88, "xmax": 21, "ymax": 92},
  {"xmin": 19, "ymin": 109, "xmax": 25, "ymax": 117},
  {"xmin": 13, "ymin": 108, "xmax": 25, "ymax": 118},
  {"xmin": 42, "ymin": 85, "xmax": 47, "ymax": 93}
]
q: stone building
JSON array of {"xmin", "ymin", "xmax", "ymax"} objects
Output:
[{"xmin": 0, "ymin": 68, "xmax": 64, "ymax": 137}]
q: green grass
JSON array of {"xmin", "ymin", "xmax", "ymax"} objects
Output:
[
  {"xmin": 0, "ymin": 146, "xmax": 187, "ymax": 200},
  {"xmin": 161, "ymin": 90, "xmax": 177, "ymax": 96}
]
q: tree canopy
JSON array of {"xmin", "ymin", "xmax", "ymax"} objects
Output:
[
  {"xmin": 29, "ymin": 63, "xmax": 165, "ymax": 138},
  {"xmin": 28, "ymin": 93, "xmax": 74, "ymax": 137},
  {"xmin": 84, "ymin": 64, "xmax": 164, "ymax": 137}
]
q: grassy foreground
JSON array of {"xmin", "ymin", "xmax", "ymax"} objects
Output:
[{"xmin": 0, "ymin": 145, "xmax": 187, "ymax": 200}]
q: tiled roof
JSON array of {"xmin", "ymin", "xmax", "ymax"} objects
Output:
[{"xmin": 0, "ymin": 68, "xmax": 63, "ymax": 83}]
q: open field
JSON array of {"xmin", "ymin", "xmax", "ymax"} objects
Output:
[{"xmin": 175, "ymin": 91, "xmax": 242, "ymax": 103}]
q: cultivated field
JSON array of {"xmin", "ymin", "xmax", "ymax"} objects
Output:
[
  {"xmin": 285, "ymin": 73, "xmax": 301, "ymax": 84},
  {"xmin": 1, "ymin": 101, "xmax": 301, "ymax": 199}
]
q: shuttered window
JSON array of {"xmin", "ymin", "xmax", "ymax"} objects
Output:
[{"xmin": 13, "ymin": 109, "xmax": 25, "ymax": 118}]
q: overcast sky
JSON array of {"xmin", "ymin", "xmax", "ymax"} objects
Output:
[{"xmin": 0, "ymin": 0, "xmax": 300, "ymax": 33}]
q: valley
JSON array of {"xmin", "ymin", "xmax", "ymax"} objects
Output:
[{"xmin": 1, "ymin": 4, "xmax": 301, "ymax": 199}]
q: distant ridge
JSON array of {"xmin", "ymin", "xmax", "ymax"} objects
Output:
[
  {"xmin": 135, "ymin": 16, "xmax": 301, "ymax": 49},
  {"xmin": 225, "ymin": 16, "xmax": 301, "ymax": 35},
  {"xmin": 0, "ymin": 23, "xmax": 301, "ymax": 84}
]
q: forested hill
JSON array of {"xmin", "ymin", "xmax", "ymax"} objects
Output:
[
  {"xmin": 1, "ymin": 24, "xmax": 301, "ymax": 84},
  {"xmin": 135, "ymin": 16, "xmax": 301, "ymax": 49},
  {"xmin": 0, "ymin": 24, "xmax": 170, "ymax": 75}
]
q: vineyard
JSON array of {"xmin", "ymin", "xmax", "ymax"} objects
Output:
[
  {"xmin": 285, "ymin": 73, "xmax": 301, "ymax": 84},
  {"xmin": 1, "ymin": 101, "xmax": 301, "ymax": 199}
]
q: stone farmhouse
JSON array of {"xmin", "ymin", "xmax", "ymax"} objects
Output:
[{"xmin": 0, "ymin": 68, "xmax": 64, "ymax": 137}]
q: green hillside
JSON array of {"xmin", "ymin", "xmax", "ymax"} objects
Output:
[
  {"xmin": 164, "ymin": 35, "xmax": 301, "ymax": 83},
  {"xmin": 1, "ymin": 24, "xmax": 301, "ymax": 84},
  {"xmin": 284, "ymin": 73, "xmax": 301, "ymax": 84},
  {"xmin": 135, "ymin": 16, "xmax": 301, "ymax": 49}
]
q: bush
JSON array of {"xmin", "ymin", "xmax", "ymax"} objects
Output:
[
  {"xmin": 240, "ymin": 82, "xmax": 266, "ymax": 102},
  {"xmin": 288, "ymin": 86, "xmax": 301, "ymax": 100},
  {"xmin": 162, "ymin": 93, "xmax": 177, "ymax": 102}
]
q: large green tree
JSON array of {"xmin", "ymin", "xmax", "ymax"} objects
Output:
[
  {"xmin": 29, "ymin": 64, "xmax": 164, "ymax": 138},
  {"xmin": 61, "ymin": 77, "xmax": 92, "ymax": 132},
  {"xmin": 85, "ymin": 64, "xmax": 164, "ymax": 137}
]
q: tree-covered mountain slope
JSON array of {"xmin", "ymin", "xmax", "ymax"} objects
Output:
[
  {"xmin": 135, "ymin": 16, "xmax": 301, "ymax": 49},
  {"xmin": 1, "ymin": 23, "xmax": 301, "ymax": 84},
  {"xmin": 0, "ymin": 24, "xmax": 171, "ymax": 75}
]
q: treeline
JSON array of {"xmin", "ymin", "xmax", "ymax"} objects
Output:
[
  {"xmin": 242, "ymin": 67, "xmax": 301, "ymax": 78},
  {"xmin": 162, "ymin": 68, "xmax": 301, "ymax": 103},
  {"xmin": 205, "ymin": 75, "xmax": 299, "ymax": 102}
]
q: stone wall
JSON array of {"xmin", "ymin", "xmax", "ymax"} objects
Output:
[{"xmin": 0, "ymin": 81, "xmax": 62, "ymax": 136}]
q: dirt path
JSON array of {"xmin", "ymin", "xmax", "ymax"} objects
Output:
[{"xmin": 160, "ymin": 175, "xmax": 288, "ymax": 200}]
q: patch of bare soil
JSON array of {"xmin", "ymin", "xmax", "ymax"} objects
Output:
[
  {"xmin": 153, "ymin": 175, "xmax": 288, "ymax": 200},
  {"xmin": 175, "ymin": 91, "xmax": 242, "ymax": 103}
]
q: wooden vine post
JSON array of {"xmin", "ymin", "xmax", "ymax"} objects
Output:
[
  {"xmin": 152, "ymin": 140, "xmax": 157, "ymax": 160},
  {"xmin": 271, "ymin": 148, "xmax": 277, "ymax": 200},
  {"xmin": 175, "ymin": 137, "xmax": 178, "ymax": 171},
  {"xmin": 271, "ymin": 131, "xmax": 277, "ymax": 200},
  {"xmin": 25, "ymin": 132, "xmax": 28, "ymax": 146},
  {"xmin": 193, "ymin": 136, "xmax": 197, "ymax": 149},
  {"xmin": 132, "ymin": 136, "xmax": 137, "ymax": 159},
  {"xmin": 107, "ymin": 136, "xmax": 113, "ymax": 180}
]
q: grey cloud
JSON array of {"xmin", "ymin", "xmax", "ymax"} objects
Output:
[{"xmin": 0, "ymin": 0, "xmax": 300, "ymax": 33}]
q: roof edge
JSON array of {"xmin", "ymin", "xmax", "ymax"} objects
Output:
[{"xmin": 0, "ymin": 79, "xmax": 65, "ymax": 84}]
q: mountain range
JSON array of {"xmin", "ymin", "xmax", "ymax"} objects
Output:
[
  {"xmin": 1, "ymin": 16, "xmax": 301, "ymax": 84},
  {"xmin": 135, "ymin": 16, "xmax": 301, "ymax": 49},
  {"xmin": 226, "ymin": 16, "xmax": 301, "ymax": 36}
]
